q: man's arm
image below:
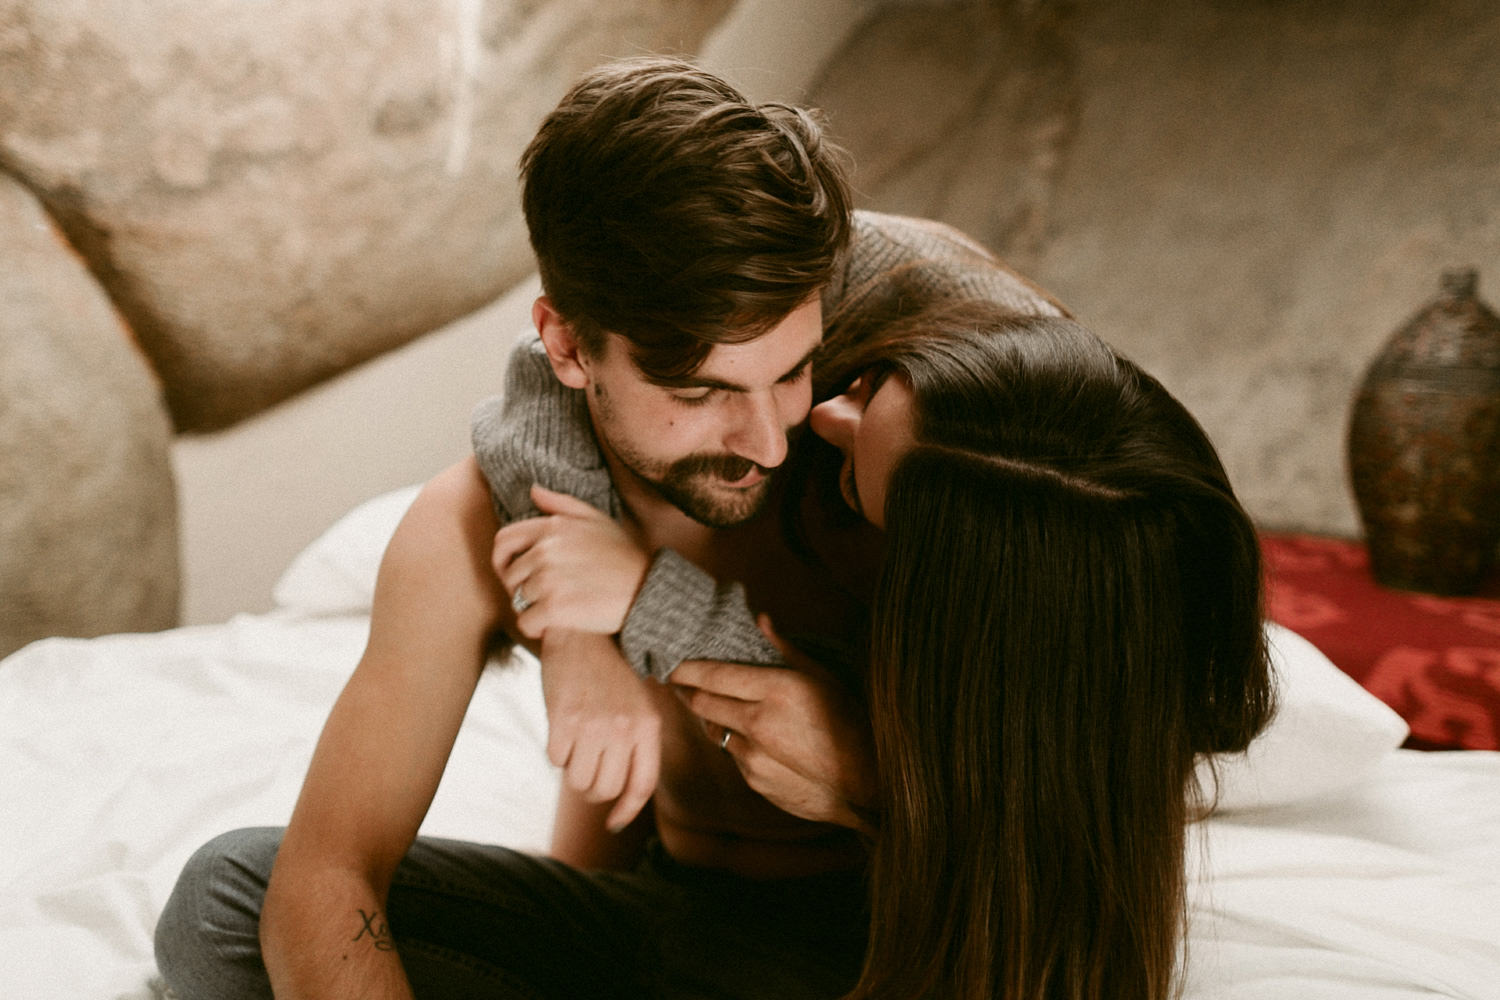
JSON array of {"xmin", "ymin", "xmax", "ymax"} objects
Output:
[
  {"xmin": 549, "ymin": 782, "xmax": 656, "ymax": 870},
  {"xmin": 260, "ymin": 457, "xmax": 508, "ymax": 1000}
]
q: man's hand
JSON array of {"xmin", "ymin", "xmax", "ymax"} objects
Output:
[
  {"xmin": 492, "ymin": 485, "xmax": 651, "ymax": 639},
  {"xmin": 670, "ymin": 617, "xmax": 878, "ymax": 833},
  {"xmin": 540, "ymin": 630, "xmax": 661, "ymax": 833}
]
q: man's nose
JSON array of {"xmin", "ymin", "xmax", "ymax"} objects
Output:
[{"xmin": 726, "ymin": 391, "xmax": 791, "ymax": 469}]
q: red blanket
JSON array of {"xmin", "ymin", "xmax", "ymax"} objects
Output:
[{"xmin": 1261, "ymin": 533, "xmax": 1500, "ymax": 751}]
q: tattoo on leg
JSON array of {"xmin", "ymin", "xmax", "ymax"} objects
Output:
[{"xmin": 352, "ymin": 908, "xmax": 396, "ymax": 952}]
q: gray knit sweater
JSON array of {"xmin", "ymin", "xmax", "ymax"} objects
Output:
[{"xmin": 471, "ymin": 210, "xmax": 1065, "ymax": 680}]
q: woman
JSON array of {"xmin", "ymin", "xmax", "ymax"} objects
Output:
[
  {"xmin": 793, "ymin": 301, "xmax": 1275, "ymax": 999},
  {"xmin": 495, "ymin": 297, "xmax": 1275, "ymax": 998}
]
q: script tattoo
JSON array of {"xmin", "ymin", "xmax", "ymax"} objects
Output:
[{"xmin": 352, "ymin": 908, "xmax": 396, "ymax": 952}]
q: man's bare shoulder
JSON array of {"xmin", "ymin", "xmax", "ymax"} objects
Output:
[
  {"xmin": 386, "ymin": 458, "xmax": 496, "ymax": 554},
  {"xmin": 369, "ymin": 457, "xmax": 508, "ymax": 638},
  {"xmin": 411, "ymin": 456, "xmax": 495, "ymax": 516}
]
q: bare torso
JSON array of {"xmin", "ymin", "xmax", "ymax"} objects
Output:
[{"xmin": 635, "ymin": 493, "xmax": 882, "ymax": 879}]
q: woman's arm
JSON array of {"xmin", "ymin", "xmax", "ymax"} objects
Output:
[{"xmin": 473, "ymin": 334, "xmax": 783, "ymax": 679}]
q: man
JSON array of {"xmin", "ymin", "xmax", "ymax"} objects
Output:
[
  {"xmin": 154, "ymin": 56, "xmax": 1064, "ymax": 1000},
  {"xmin": 156, "ymin": 56, "xmax": 870, "ymax": 1000}
]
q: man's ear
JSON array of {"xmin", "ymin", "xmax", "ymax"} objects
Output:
[{"xmin": 532, "ymin": 297, "xmax": 591, "ymax": 390}]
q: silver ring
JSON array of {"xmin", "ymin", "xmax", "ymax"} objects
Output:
[
  {"xmin": 719, "ymin": 728, "xmax": 733, "ymax": 752},
  {"xmin": 511, "ymin": 586, "xmax": 532, "ymax": 614}
]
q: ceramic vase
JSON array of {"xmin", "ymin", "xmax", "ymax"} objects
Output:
[{"xmin": 1347, "ymin": 268, "xmax": 1500, "ymax": 595}]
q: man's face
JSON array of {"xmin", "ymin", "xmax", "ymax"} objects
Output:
[{"xmin": 580, "ymin": 298, "xmax": 823, "ymax": 528}]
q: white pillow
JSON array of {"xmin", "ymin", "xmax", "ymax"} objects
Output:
[
  {"xmin": 1199, "ymin": 622, "xmax": 1410, "ymax": 813},
  {"xmin": 272, "ymin": 484, "xmax": 422, "ymax": 616}
]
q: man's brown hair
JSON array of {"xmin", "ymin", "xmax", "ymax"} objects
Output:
[{"xmin": 520, "ymin": 56, "xmax": 853, "ymax": 381}]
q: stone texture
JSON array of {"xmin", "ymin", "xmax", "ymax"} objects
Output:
[
  {"xmin": 0, "ymin": 173, "xmax": 179, "ymax": 658},
  {"xmin": 808, "ymin": 1, "xmax": 1074, "ymax": 277},
  {"xmin": 810, "ymin": 0, "xmax": 1500, "ymax": 537},
  {"xmin": 0, "ymin": 0, "xmax": 733, "ymax": 431}
]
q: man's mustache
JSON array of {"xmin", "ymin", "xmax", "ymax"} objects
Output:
[{"xmin": 669, "ymin": 454, "xmax": 772, "ymax": 482}]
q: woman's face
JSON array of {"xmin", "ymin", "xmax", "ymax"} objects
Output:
[{"xmin": 808, "ymin": 372, "xmax": 916, "ymax": 529}]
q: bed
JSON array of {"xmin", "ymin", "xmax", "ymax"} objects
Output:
[{"xmin": 2, "ymin": 486, "xmax": 1498, "ymax": 999}]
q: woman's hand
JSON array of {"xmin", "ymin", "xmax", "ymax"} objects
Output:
[
  {"xmin": 492, "ymin": 485, "xmax": 651, "ymax": 639},
  {"xmin": 670, "ymin": 617, "xmax": 878, "ymax": 834},
  {"xmin": 540, "ymin": 630, "xmax": 662, "ymax": 833}
]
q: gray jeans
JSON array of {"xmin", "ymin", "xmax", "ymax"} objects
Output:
[{"xmin": 154, "ymin": 827, "xmax": 867, "ymax": 1000}]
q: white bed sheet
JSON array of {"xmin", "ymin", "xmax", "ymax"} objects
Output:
[
  {"xmin": 3, "ymin": 492, "xmax": 1498, "ymax": 999},
  {"xmin": 1183, "ymin": 751, "xmax": 1500, "ymax": 999},
  {"xmin": 0, "ymin": 613, "xmax": 558, "ymax": 1000}
]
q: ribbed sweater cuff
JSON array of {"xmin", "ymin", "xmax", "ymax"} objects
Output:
[{"xmin": 620, "ymin": 549, "xmax": 784, "ymax": 680}]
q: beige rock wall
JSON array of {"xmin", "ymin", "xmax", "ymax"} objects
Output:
[
  {"xmin": 0, "ymin": 174, "xmax": 178, "ymax": 658},
  {"xmin": 8, "ymin": 0, "xmax": 1495, "ymax": 649},
  {"xmin": 0, "ymin": 0, "xmax": 735, "ymax": 648},
  {"xmin": 1, "ymin": 0, "xmax": 733, "ymax": 432},
  {"xmin": 810, "ymin": 0, "xmax": 1500, "ymax": 537}
]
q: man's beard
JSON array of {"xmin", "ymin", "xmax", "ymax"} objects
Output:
[
  {"xmin": 641, "ymin": 452, "xmax": 774, "ymax": 528},
  {"xmin": 589, "ymin": 382, "xmax": 783, "ymax": 527}
]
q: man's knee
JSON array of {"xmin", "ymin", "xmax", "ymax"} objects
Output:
[{"xmin": 154, "ymin": 827, "xmax": 281, "ymax": 1000}]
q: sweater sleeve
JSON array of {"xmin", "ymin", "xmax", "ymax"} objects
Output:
[
  {"xmin": 619, "ymin": 549, "xmax": 784, "ymax": 680},
  {"xmin": 824, "ymin": 210, "xmax": 1069, "ymax": 329},
  {"xmin": 470, "ymin": 333, "xmax": 618, "ymax": 525}
]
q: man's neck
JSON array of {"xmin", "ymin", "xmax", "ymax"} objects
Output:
[{"xmin": 602, "ymin": 451, "xmax": 719, "ymax": 564}]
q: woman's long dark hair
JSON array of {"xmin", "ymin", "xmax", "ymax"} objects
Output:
[{"xmin": 838, "ymin": 305, "xmax": 1274, "ymax": 1000}]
